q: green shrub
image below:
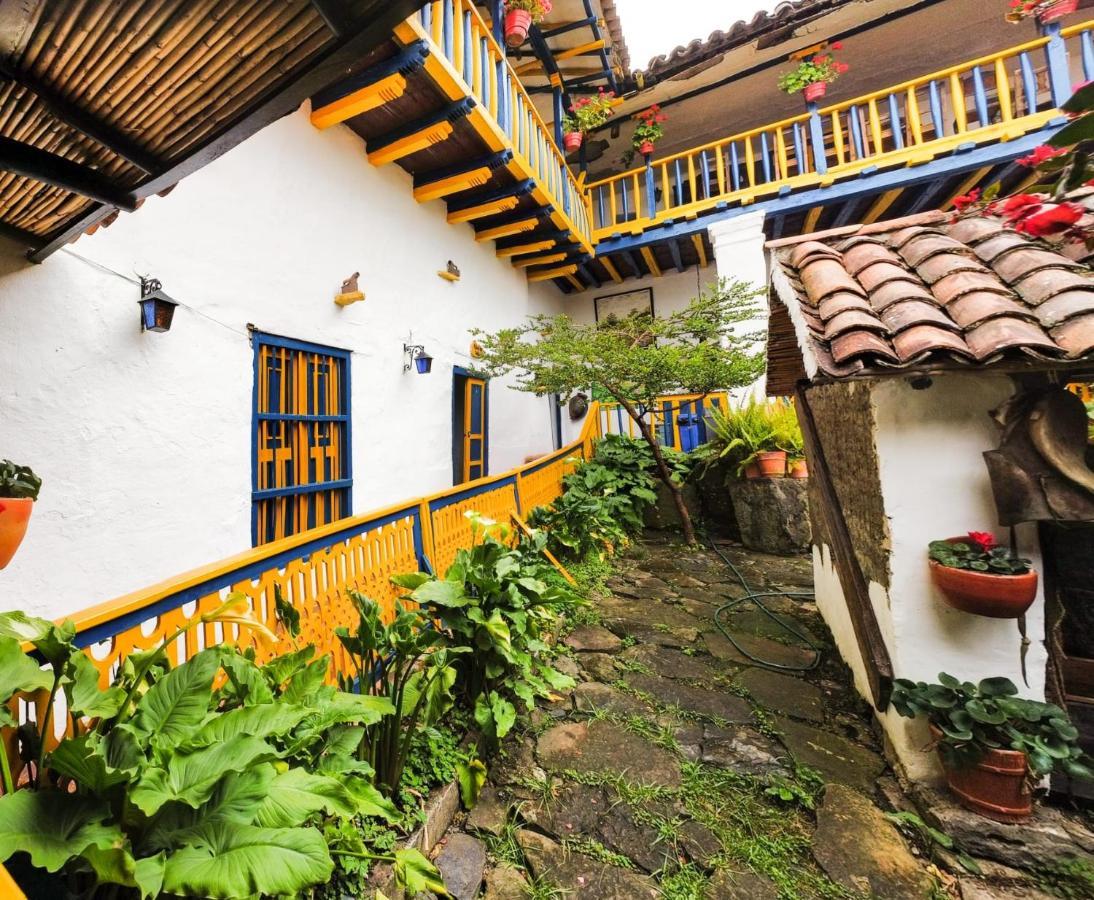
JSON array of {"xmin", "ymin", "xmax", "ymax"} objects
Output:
[{"xmin": 703, "ymin": 399, "xmax": 804, "ymax": 476}]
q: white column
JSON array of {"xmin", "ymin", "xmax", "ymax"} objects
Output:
[{"xmin": 708, "ymin": 210, "xmax": 769, "ymax": 399}]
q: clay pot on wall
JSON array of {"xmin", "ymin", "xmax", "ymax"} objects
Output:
[
  {"xmin": 1038, "ymin": 0, "xmax": 1079, "ymax": 24},
  {"xmin": 756, "ymin": 451, "xmax": 787, "ymax": 478},
  {"xmin": 789, "ymin": 459, "xmax": 809, "ymax": 479},
  {"xmin": 743, "ymin": 461, "xmax": 763, "ymax": 480},
  {"xmin": 929, "ymin": 545, "xmax": 1038, "ymax": 619},
  {"xmin": 563, "ymin": 131, "xmax": 583, "ymax": 152},
  {"xmin": 0, "ymin": 498, "xmax": 33, "ymax": 569},
  {"xmin": 803, "ymin": 81, "xmax": 828, "ymax": 103},
  {"xmin": 504, "ymin": 9, "xmax": 532, "ymax": 47},
  {"xmin": 930, "ymin": 726, "xmax": 1032, "ymax": 822}
]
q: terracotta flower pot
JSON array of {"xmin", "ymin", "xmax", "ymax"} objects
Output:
[
  {"xmin": 929, "ymin": 538, "xmax": 1038, "ymax": 619},
  {"xmin": 1038, "ymin": 0, "xmax": 1079, "ymax": 23},
  {"xmin": 743, "ymin": 461, "xmax": 763, "ymax": 480},
  {"xmin": 504, "ymin": 9, "xmax": 532, "ymax": 48},
  {"xmin": 757, "ymin": 450, "xmax": 787, "ymax": 478},
  {"xmin": 789, "ymin": 459, "xmax": 809, "ymax": 479},
  {"xmin": 929, "ymin": 726, "xmax": 1032, "ymax": 823},
  {"xmin": 563, "ymin": 131, "xmax": 583, "ymax": 152},
  {"xmin": 803, "ymin": 81, "xmax": 828, "ymax": 103},
  {"xmin": 638, "ymin": 140, "xmax": 656, "ymax": 155},
  {"xmin": 0, "ymin": 497, "xmax": 33, "ymax": 569}
]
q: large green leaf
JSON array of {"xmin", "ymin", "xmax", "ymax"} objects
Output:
[
  {"xmin": 394, "ymin": 847, "xmax": 448, "ymax": 896},
  {"xmin": 161, "ymin": 824, "xmax": 333, "ymax": 899},
  {"xmin": 80, "ymin": 845, "xmax": 165, "ymax": 899},
  {"xmin": 129, "ymin": 736, "xmax": 277, "ymax": 815},
  {"xmin": 132, "ymin": 648, "xmax": 220, "ymax": 747},
  {"xmin": 189, "ymin": 703, "xmax": 309, "ymax": 748},
  {"xmin": 0, "ymin": 790, "xmax": 121, "ymax": 873},
  {"xmin": 0, "ymin": 635, "xmax": 51, "ymax": 702},
  {"xmin": 65, "ymin": 652, "xmax": 126, "ymax": 720},
  {"xmin": 253, "ymin": 769, "xmax": 361, "ymax": 828},
  {"xmin": 413, "ymin": 580, "xmax": 470, "ymax": 608},
  {"xmin": 49, "ymin": 734, "xmax": 133, "ymax": 794}
]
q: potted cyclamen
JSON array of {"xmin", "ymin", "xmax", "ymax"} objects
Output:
[
  {"xmin": 503, "ymin": 0, "xmax": 551, "ymax": 49},
  {"xmin": 0, "ymin": 460, "xmax": 41, "ymax": 569},
  {"xmin": 928, "ymin": 532, "xmax": 1037, "ymax": 618},
  {"xmin": 633, "ymin": 104, "xmax": 667, "ymax": 157},
  {"xmin": 1006, "ymin": 0, "xmax": 1079, "ymax": 25},
  {"xmin": 561, "ymin": 88, "xmax": 615, "ymax": 153},
  {"xmin": 891, "ymin": 674, "xmax": 1092, "ymax": 822},
  {"xmin": 778, "ymin": 42, "xmax": 849, "ymax": 103}
]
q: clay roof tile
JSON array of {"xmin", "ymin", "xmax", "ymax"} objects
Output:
[
  {"xmin": 829, "ymin": 330, "xmax": 900, "ymax": 365},
  {"xmin": 992, "ymin": 247, "xmax": 1083, "ymax": 283},
  {"xmin": 1051, "ymin": 313, "xmax": 1094, "ymax": 358},
  {"xmin": 945, "ymin": 291, "xmax": 1037, "ymax": 329},
  {"xmin": 1034, "ymin": 290, "xmax": 1094, "ymax": 328},
  {"xmin": 879, "ymin": 299, "xmax": 959, "ymax": 334},
  {"xmin": 818, "ymin": 291, "xmax": 874, "ymax": 322},
  {"xmin": 932, "ymin": 269, "xmax": 1013, "ymax": 304},
  {"xmin": 964, "ymin": 317, "xmax": 1059, "ymax": 360},
  {"xmin": 916, "ymin": 252, "xmax": 991, "ymax": 285},
  {"xmin": 946, "ymin": 217, "xmax": 1005, "ymax": 244},
  {"xmin": 892, "ymin": 324, "xmax": 974, "ymax": 362},
  {"xmin": 824, "ymin": 308, "xmax": 888, "ymax": 339},
  {"xmin": 857, "ymin": 261, "xmax": 915, "ymax": 292},
  {"xmin": 799, "ymin": 256, "xmax": 866, "ymax": 303},
  {"xmin": 868, "ymin": 279, "xmax": 937, "ymax": 312},
  {"xmin": 842, "ymin": 241, "xmax": 904, "ymax": 276},
  {"xmin": 899, "ymin": 234, "xmax": 969, "ymax": 267},
  {"xmin": 885, "ymin": 225, "xmax": 944, "ymax": 249},
  {"xmin": 789, "ymin": 240, "xmax": 840, "ymax": 269},
  {"xmin": 971, "ymin": 232, "xmax": 1036, "ymax": 263},
  {"xmin": 1011, "ymin": 268, "xmax": 1094, "ymax": 305}
]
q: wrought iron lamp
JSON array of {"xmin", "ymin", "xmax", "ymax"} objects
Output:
[
  {"xmin": 139, "ymin": 277, "xmax": 179, "ymax": 333},
  {"xmin": 403, "ymin": 343, "xmax": 433, "ymax": 374}
]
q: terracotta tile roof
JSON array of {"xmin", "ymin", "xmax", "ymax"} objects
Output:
[{"xmin": 766, "ymin": 209, "xmax": 1094, "ymax": 394}]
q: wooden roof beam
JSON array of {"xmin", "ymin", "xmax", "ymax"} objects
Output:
[{"xmin": 0, "ymin": 136, "xmax": 137, "ymax": 210}]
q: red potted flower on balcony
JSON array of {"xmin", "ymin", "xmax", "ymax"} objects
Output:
[
  {"xmin": 928, "ymin": 532, "xmax": 1037, "ymax": 618},
  {"xmin": 633, "ymin": 104, "xmax": 667, "ymax": 157},
  {"xmin": 1006, "ymin": 0, "xmax": 1079, "ymax": 25},
  {"xmin": 0, "ymin": 460, "xmax": 41, "ymax": 569},
  {"xmin": 561, "ymin": 88, "xmax": 615, "ymax": 153},
  {"xmin": 778, "ymin": 42, "xmax": 849, "ymax": 103},
  {"xmin": 503, "ymin": 0, "xmax": 551, "ymax": 49}
]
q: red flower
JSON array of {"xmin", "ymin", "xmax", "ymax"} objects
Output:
[
  {"xmin": 999, "ymin": 193, "xmax": 1044, "ymax": 221},
  {"xmin": 835, "ymin": 62, "xmax": 850, "ymax": 74},
  {"xmin": 811, "ymin": 55, "xmax": 827, "ymax": 64},
  {"xmin": 967, "ymin": 531, "xmax": 996, "ymax": 552},
  {"xmin": 952, "ymin": 188, "xmax": 981, "ymax": 211},
  {"xmin": 830, "ymin": 40, "xmax": 844, "ymax": 50},
  {"xmin": 1018, "ymin": 144, "xmax": 1066, "ymax": 167},
  {"xmin": 1014, "ymin": 202, "xmax": 1084, "ymax": 236}
]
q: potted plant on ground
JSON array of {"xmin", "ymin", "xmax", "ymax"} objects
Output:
[
  {"xmin": 561, "ymin": 88, "xmax": 615, "ymax": 153},
  {"xmin": 0, "ymin": 460, "xmax": 41, "ymax": 569},
  {"xmin": 503, "ymin": 0, "xmax": 551, "ymax": 48},
  {"xmin": 928, "ymin": 532, "xmax": 1037, "ymax": 618},
  {"xmin": 633, "ymin": 104, "xmax": 667, "ymax": 157},
  {"xmin": 1006, "ymin": 0, "xmax": 1079, "ymax": 25},
  {"xmin": 778, "ymin": 42, "xmax": 849, "ymax": 103},
  {"xmin": 891, "ymin": 673, "xmax": 1093, "ymax": 822}
]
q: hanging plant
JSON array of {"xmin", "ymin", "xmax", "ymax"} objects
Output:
[
  {"xmin": 561, "ymin": 88, "xmax": 615, "ymax": 152},
  {"xmin": 632, "ymin": 104, "xmax": 667, "ymax": 157},
  {"xmin": 1006, "ymin": 0, "xmax": 1078, "ymax": 24},
  {"xmin": 0, "ymin": 460, "xmax": 41, "ymax": 569},
  {"xmin": 928, "ymin": 533, "xmax": 1037, "ymax": 618},
  {"xmin": 777, "ymin": 42, "xmax": 849, "ymax": 102},
  {"xmin": 503, "ymin": 0, "xmax": 552, "ymax": 48}
]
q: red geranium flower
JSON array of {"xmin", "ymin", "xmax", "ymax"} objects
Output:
[
  {"xmin": 967, "ymin": 531, "xmax": 996, "ymax": 552},
  {"xmin": 1014, "ymin": 202, "xmax": 1084, "ymax": 236},
  {"xmin": 1018, "ymin": 145, "xmax": 1066, "ymax": 167},
  {"xmin": 952, "ymin": 188, "xmax": 981, "ymax": 211},
  {"xmin": 999, "ymin": 193, "xmax": 1044, "ymax": 220},
  {"xmin": 830, "ymin": 40, "xmax": 844, "ymax": 50}
]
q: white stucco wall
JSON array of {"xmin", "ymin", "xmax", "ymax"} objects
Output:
[
  {"xmin": 811, "ymin": 374, "xmax": 1047, "ymax": 781},
  {"xmin": 0, "ymin": 103, "xmax": 571, "ymax": 619}
]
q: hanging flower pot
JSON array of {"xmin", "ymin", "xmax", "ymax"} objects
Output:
[
  {"xmin": 757, "ymin": 450, "xmax": 787, "ymax": 478},
  {"xmin": 778, "ymin": 43, "xmax": 848, "ymax": 104},
  {"xmin": 789, "ymin": 458, "xmax": 809, "ymax": 479},
  {"xmin": 0, "ymin": 460, "xmax": 41, "ymax": 570},
  {"xmin": 563, "ymin": 131, "xmax": 583, "ymax": 152},
  {"xmin": 632, "ymin": 105, "xmax": 666, "ymax": 159},
  {"xmin": 930, "ymin": 726, "xmax": 1032, "ymax": 822},
  {"xmin": 638, "ymin": 140, "xmax": 656, "ymax": 155},
  {"xmin": 803, "ymin": 82, "xmax": 828, "ymax": 103},
  {"xmin": 1037, "ymin": 0, "xmax": 1079, "ymax": 22},
  {"xmin": 927, "ymin": 534, "xmax": 1037, "ymax": 619},
  {"xmin": 504, "ymin": 9, "xmax": 532, "ymax": 47}
]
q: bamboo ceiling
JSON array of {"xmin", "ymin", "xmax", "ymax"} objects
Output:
[{"xmin": 0, "ymin": 0, "xmax": 398, "ymax": 258}]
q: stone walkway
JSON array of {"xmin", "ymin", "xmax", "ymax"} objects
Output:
[{"xmin": 427, "ymin": 537, "xmax": 1090, "ymax": 900}]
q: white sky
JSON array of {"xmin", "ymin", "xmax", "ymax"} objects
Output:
[{"xmin": 612, "ymin": 0, "xmax": 776, "ymax": 71}]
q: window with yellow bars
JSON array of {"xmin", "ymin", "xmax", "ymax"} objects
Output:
[{"xmin": 252, "ymin": 333, "xmax": 352, "ymax": 546}]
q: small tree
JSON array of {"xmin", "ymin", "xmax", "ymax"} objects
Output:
[{"xmin": 473, "ymin": 278, "xmax": 766, "ymax": 544}]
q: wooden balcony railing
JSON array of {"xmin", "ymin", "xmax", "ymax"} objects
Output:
[
  {"xmin": 586, "ymin": 20, "xmax": 1094, "ymax": 241},
  {"xmin": 599, "ymin": 391, "xmax": 730, "ymax": 450}
]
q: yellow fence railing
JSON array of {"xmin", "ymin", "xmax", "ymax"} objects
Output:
[
  {"xmin": 0, "ymin": 405, "xmax": 603, "ymax": 792},
  {"xmin": 599, "ymin": 391, "xmax": 729, "ymax": 450},
  {"xmin": 586, "ymin": 21, "xmax": 1094, "ymax": 241}
]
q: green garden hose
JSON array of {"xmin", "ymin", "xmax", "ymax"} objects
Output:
[{"xmin": 705, "ymin": 534, "xmax": 823, "ymax": 672}]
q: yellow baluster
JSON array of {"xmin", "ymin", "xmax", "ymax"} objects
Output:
[
  {"xmin": 868, "ymin": 99, "xmax": 884, "ymax": 155},
  {"xmin": 831, "ymin": 112, "xmax": 846, "ymax": 166},
  {"xmin": 906, "ymin": 87, "xmax": 923, "ymax": 144},
  {"xmin": 950, "ymin": 72, "xmax": 968, "ymax": 133},
  {"xmin": 995, "ymin": 57, "xmax": 1013, "ymax": 121}
]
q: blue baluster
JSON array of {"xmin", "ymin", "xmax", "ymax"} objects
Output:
[
  {"xmin": 729, "ymin": 142, "xmax": 741, "ymax": 190},
  {"xmin": 1042, "ymin": 21, "xmax": 1071, "ymax": 108},
  {"xmin": 699, "ymin": 150, "xmax": 711, "ymax": 198},
  {"xmin": 621, "ymin": 178, "xmax": 629, "ymax": 221},
  {"xmin": 1082, "ymin": 31, "xmax": 1094, "ymax": 82},
  {"xmin": 760, "ymin": 132, "xmax": 772, "ymax": 182},
  {"xmin": 807, "ymin": 105, "xmax": 827, "ymax": 175},
  {"xmin": 924, "ymin": 84, "xmax": 939, "ymax": 141},
  {"xmin": 971, "ymin": 66, "xmax": 990, "ymax": 127},
  {"xmin": 645, "ymin": 160, "xmax": 657, "ymax": 214},
  {"xmin": 1019, "ymin": 52, "xmax": 1038, "ymax": 114},
  {"xmin": 597, "ymin": 186, "xmax": 606, "ymax": 228},
  {"xmin": 563, "ymin": 164, "xmax": 571, "ymax": 214},
  {"xmin": 674, "ymin": 159, "xmax": 684, "ymax": 205},
  {"xmin": 848, "ymin": 107, "xmax": 865, "ymax": 159},
  {"xmin": 481, "ymin": 42, "xmax": 490, "ymax": 108},
  {"xmin": 422, "ymin": 3, "xmax": 431, "ymax": 33},
  {"xmin": 463, "ymin": 12, "xmax": 473, "ymax": 83},
  {"xmin": 791, "ymin": 124, "xmax": 804, "ymax": 174}
]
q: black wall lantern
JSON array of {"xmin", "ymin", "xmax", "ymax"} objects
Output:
[
  {"xmin": 139, "ymin": 277, "xmax": 179, "ymax": 333},
  {"xmin": 403, "ymin": 343, "xmax": 433, "ymax": 374}
]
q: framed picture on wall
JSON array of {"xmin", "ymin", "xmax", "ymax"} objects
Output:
[{"xmin": 594, "ymin": 287, "xmax": 654, "ymax": 323}]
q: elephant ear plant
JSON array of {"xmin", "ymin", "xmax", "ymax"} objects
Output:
[
  {"xmin": 890, "ymin": 673, "xmax": 1093, "ymax": 781},
  {"xmin": 395, "ymin": 513, "xmax": 579, "ymax": 744},
  {"xmin": 0, "ymin": 597, "xmax": 445, "ymax": 899}
]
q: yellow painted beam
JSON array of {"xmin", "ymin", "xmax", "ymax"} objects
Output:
[
  {"xmin": 496, "ymin": 239, "xmax": 557, "ymax": 258},
  {"xmin": 367, "ymin": 120, "xmax": 455, "ymax": 166},
  {"xmin": 447, "ymin": 196, "xmax": 520, "ymax": 224},
  {"xmin": 566, "ymin": 275, "xmax": 586, "ymax": 291},
  {"xmin": 310, "ymin": 73, "xmax": 407, "ymax": 130},
  {"xmin": 514, "ymin": 39, "xmax": 607, "ymax": 75},
  {"xmin": 512, "ymin": 252, "xmax": 568, "ymax": 268},
  {"xmin": 413, "ymin": 167, "xmax": 493, "ymax": 203},
  {"xmin": 862, "ymin": 189, "xmax": 903, "ymax": 225},
  {"xmin": 803, "ymin": 206, "xmax": 823, "ymax": 234},
  {"xmin": 475, "ymin": 217, "xmax": 540, "ymax": 242},
  {"xmin": 600, "ymin": 256, "xmax": 623, "ymax": 283},
  {"xmin": 640, "ymin": 246, "xmax": 662, "ymax": 278},
  {"xmin": 527, "ymin": 263, "xmax": 579, "ymax": 282},
  {"xmin": 691, "ymin": 234, "xmax": 708, "ymax": 268},
  {"xmin": 942, "ymin": 166, "xmax": 992, "ymax": 211}
]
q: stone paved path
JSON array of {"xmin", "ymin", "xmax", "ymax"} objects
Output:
[{"xmin": 427, "ymin": 538, "xmax": 1088, "ymax": 899}]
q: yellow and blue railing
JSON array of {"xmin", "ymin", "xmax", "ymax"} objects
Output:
[
  {"xmin": 586, "ymin": 21, "xmax": 1093, "ymax": 241},
  {"xmin": 598, "ymin": 391, "xmax": 730, "ymax": 450}
]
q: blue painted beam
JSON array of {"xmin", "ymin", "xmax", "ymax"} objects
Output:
[
  {"xmin": 311, "ymin": 40, "xmax": 429, "ymax": 109},
  {"xmin": 446, "ymin": 178, "xmax": 534, "ymax": 212},
  {"xmin": 619, "ymin": 250, "xmax": 641, "ymax": 277},
  {"xmin": 832, "ymin": 195, "xmax": 867, "ymax": 226},
  {"xmin": 366, "ymin": 98, "xmax": 475, "ymax": 155},
  {"xmin": 592, "ymin": 126, "xmax": 1061, "ymax": 257},
  {"xmin": 578, "ymin": 263, "xmax": 601, "ymax": 288},
  {"xmin": 413, "ymin": 150, "xmax": 513, "ymax": 190},
  {"xmin": 669, "ymin": 238, "xmax": 686, "ymax": 273}
]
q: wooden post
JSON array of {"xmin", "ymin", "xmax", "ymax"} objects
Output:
[
  {"xmin": 807, "ymin": 100, "xmax": 829, "ymax": 175},
  {"xmin": 644, "ymin": 157, "xmax": 657, "ymax": 220},
  {"xmin": 1041, "ymin": 21, "xmax": 1071, "ymax": 108}
]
